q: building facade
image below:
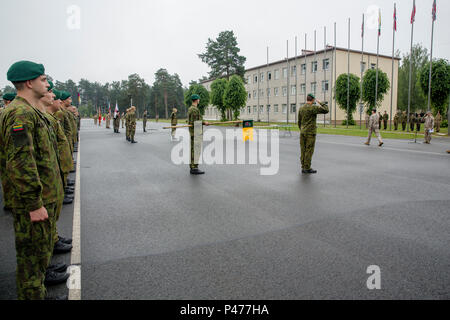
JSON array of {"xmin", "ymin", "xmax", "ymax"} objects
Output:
[{"xmin": 201, "ymin": 46, "xmax": 400, "ymax": 124}]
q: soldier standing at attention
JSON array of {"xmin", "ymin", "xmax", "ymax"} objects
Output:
[
  {"xmin": 125, "ymin": 108, "xmax": 130, "ymax": 141},
  {"xmin": 93, "ymin": 113, "xmax": 98, "ymax": 126},
  {"xmin": 410, "ymin": 113, "xmax": 416, "ymax": 132},
  {"xmin": 0, "ymin": 61, "xmax": 64, "ymax": 299},
  {"xmin": 106, "ymin": 112, "xmax": 111, "ymax": 129},
  {"xmin": 170, "ymin": 107, "xmax": 178, "ymax": 141},
  {"xmin": 383, "ymin": 111, "xmax": 388, "ymax": 130},
  {"xmin": 188, "ymin": 94, "xmax": 209, "ymax": 174},
  {"xmin": 2, "ymin": 92, "xmax": 16, "ymax": 109},
  {"xmin": 129, "ymin": 106, "xmax": 137, "ymax": 143},
  {"xmin": 365, "ymin": 109, "xmax": 384, "ymax": 147},
  {"xmin": 113, "ymin": 110, "xmax": 120, "ymax": 133},
  {"xmin": 416, "ymin": 113, "xmax": 422, "ymax": 132},
  {"xmin": 297, "ymin": 93, "xmax": 329, "ymax": 174},
  {"xmin": 378, "ymin": 112, "xmax": 382, "ymax": 129},
  {"xmin": 142, "ymin": 110, "xmax": 147, "ymax": 132},
  {"xmin": 401, "ymin": 111, "xmax": 407, "ymax": 131},
  {"xmin": 435, "ymin": 111, "xmax": 442, "ymax": 132},
  {"xmin": 393, "ymin": 111, "xmax": 399, "ymax": 130},
  {"xmin": 423, "ymin": 111, "xmax": 435, "ymax": 144},
  {"xmin": 121, "ymin": 112, "xmax": 125, "ymax": 128}
]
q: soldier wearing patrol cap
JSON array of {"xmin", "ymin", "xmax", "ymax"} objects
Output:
[
  {"xmin": 297, "ymin": 93, "xmax": 329, "ymax": 174},
  {"xmin": 187, "ymin": 94, "xmax": 209, "ymax": 174},
  {"xmin": 0, "ymin": 61, "xmax": 65, "ymax": 299}
]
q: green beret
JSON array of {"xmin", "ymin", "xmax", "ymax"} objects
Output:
[
  {"xmin": 307, "ymin": 93, "xmax": 315, "ymax": 99},
  {"xmin": 7, "ymin": 60, "xmax": 45, "ymax": 82},
  {"xmin": 191, "ymin": 94, "xmax": 200, "ymax": 100},
  {"xmin": 48, "ymin": 80, "xmax": 54, "ymax": 91},
  {"xmin": 52, "ymin": 89, "xmax": 61, "ymax": 100},
  {"xmin": 60, "ymin": 91, "xmax": 71, "ymax": 100},
  {"xmin": 3, "ymin": 92, "xmax": 16, "ymax": 101}
]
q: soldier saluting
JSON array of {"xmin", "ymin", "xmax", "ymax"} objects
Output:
[{"xmin": 297, "ymin": 93, "xmax": 329, "ymax": 174}]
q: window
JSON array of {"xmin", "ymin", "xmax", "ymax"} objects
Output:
[
  {"xmin": 253, "ymin": 106, "xmax": 257, "ymax": 113},
  {"xmin": 301, "ymin": 63, "xmax": 306, "ymax": 75},
  {"xmin": 254, "ymin": 74, "xmax": 258, "ymax": 82},
  {"xmin": 267, "ymin": 88, "xmax": 271, "ymax": 97},
  {"xmin": 259, "ymin": 105, "xmax": 264, "ymax": 113},
  {"xmin": 282, "ymin": 104, "xmax": 287, "ymax": 114},
  {"xmin": 253, "ymin": 90, "xmax": 257, "ymax": 99},
  {"xmin": 371, "ymin": 63, "xmax": 376, "ymax": 70},
  {"xmin": 259, "ymin": 89, "xmax": 264, "ymax": 98},
  {"xmin": 311, "ymin": 82, "xmax": 317, "ymax": 94},
  {"xmin": 311, "ymin": 61, "xmax": 318, "ymax": 73},
  {"xmin": 282, "ymin": 86, "xmax": 287, "ymax": 97},
  {"xmin": 360, "ymin": 62, "xmax": 366, "ymax": 73},
  {"xmin": 247, "ymin": 76, "xmax": 251, "ymax": 84},
  {"xmin": 267, "ymin": 71, "xmax": 272, "ymax": 80},
  {"xmin": 274, "ymin": 69, "xmax": 279, "ymax": 80},
  {"xmin": 291, "ymin": 65, "xmax": 297, "ymax": 76},
  {"xmin": 274, "ymin": 87, "xmax": 279, "ymax": 96},
  {"xmin": 291, "ymin": 104, "xmax": 296, "ymax": 113},
  {"xmin": 283, "ymin": 67, "xmax": 288, "ymax": 78},
  {"xmin": 323, "ymin": 59, "xmax": 329, "ymax": 70},
  {"xmin": 291, "ymin": 85, "xmax": 296, "ymax": 96},
  {"xmin": 247, "ymin": 106, "xmax": 251, "ymax": 114},
  {"xmin": 260, "ymin": 73, "xmax": 264, "ymax": 82},
  {"xmin": 274, "ymin": 104, "xmax": 279, "ymax": 113},
  {"xmin": 248, "ymin": 92, "xmax": 251, "ymax": 99},
  {"xmin": 267, "ymin": 105, "xmax": 271, "ymax": 113},
  {"xmin": 322, "ymin": 80, "xmax": 329, "ymax": 92},
  {"xmin": 300, "ymin": 83, "xmax": 306, "ymax": 94}
]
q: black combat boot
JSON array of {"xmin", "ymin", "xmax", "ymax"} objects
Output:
[
  {"xmin": 190, "ymin": 168, "xmax": 205, "ymax": 175},
  {"xmin": 53, "ymin": 240, "xmax": 72, "ymax": 254},
  {"xmin": 47, "ymin": 262, "xmax": 68, "ymax": 273},
  {"xmin": 58, "ymin": 235, "xmax": 73, "ymax": 244},
  {"xmin": 44, "ymin": 270, "xmax": 70, "ymax": 286},
  {"xmin": 131, "ymin": 139, "xmax": 138, "ymax": 143},
  {"xmin": 63, "ymin": 195, "xmax": 73, "ymax": 205}
]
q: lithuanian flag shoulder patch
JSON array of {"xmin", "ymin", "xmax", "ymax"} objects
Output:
[{"xmin": 12, "ymin": 125, "xmax": 24, "ymax": 132}]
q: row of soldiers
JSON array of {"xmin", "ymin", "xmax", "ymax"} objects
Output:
[
  {"xmin": 365, "ymin": 110, "xmax": 444, "ymax": 132},
  {"xmin": 0, "ymin": 60, "xmax": 81, "ymax": 300}
]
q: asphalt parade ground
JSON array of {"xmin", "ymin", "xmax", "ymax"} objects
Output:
[{"xmin": 1, "ymin": 119, "xmax": 449, "ymax": 300}]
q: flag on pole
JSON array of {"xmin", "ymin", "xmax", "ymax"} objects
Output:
[
  {"xmin": 114, "ymin": 101, "xmax": 119, "ymax": 118},
  {"xmin": 108, "ymin": 102, "xmax": 111, "ymax": 115},
  {"xmin": 411, "ymin": 0, "xmax": 416, "ymax": 24},
  {"xmin": 432, "ymin": 0, "xmax": 437, "ymax": 21},
  {"xmin": 393, "ymin": 4, "xmax": 397, "ymax": 31},
  {"xmin": 77, "ymin": 92, "xmax": 81, "ymax": 105},
  {"xmin": 378, "ymin": 9, "xmax": 382, "ymax": 36}
]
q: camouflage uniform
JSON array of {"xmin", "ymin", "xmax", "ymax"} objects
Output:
[
  {"xmin": 187, "ymin": 104, "xmax": 204, "ymax": 169},
  {"xmin": 106, "ymin": 113, "xmax": 111, "ymax": 129},
  {"xmin": 113, "ymin": 113, "xmax": 120, "ymax": 132},
  {"xmin": 0, "ymin": 96, "xmax": 64, "ymax": 300},
  {"xmin": 170, "ymin": 111, "xmax": 177, "ymax": 138},
  {"xmin": 142, "ymin": 111, "xmax": 147, "ymax": 132},
  {"xmin": 121, "ymin": 113, "xmax": 125, "ymax": 128},
  {"xmin": 435, "ymin": 112, "xmax": 442, "ymax": 132},
  {"xmin": 416, "ymin": 114, "xmax": 422, "ymax": 132},
  {"xmin": 393, "ymin": 112, "xmax": 399, "ymax": 130},
  {"xmin": 424, "ymin": 114, "xmax": 434, "ymax": 144},
  {"xmin": 297, "ymin": 101, "xmax": 329, "ymax": 170},
  {"xmin": 401, "ymin": 112, "xmax": 407, "ymax": 131},
  {"xmin": 366, "ymin": 113, "xmax": 383, "ymax": 145},
  {"xmin": 383, "ymin": 112, "xmax": 388, "ymax": 130},
  {"xmin": 410, "ymin": 113, "xmax": 416, "ymax": 132},
  {"xmin": 129, "ymin": 109, "xmax": 137, "ymax": 141}
]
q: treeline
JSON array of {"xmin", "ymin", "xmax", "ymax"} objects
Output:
[{"xmin": 1, "ymin": 69, "xmax": 187, "ymax": 119}]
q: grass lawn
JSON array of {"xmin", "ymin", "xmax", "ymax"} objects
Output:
[{"xmin": 146, "ymin": 118, "xmax": 449, "ymax": 140}]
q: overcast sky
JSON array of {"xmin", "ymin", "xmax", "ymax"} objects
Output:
[{"xmin": 1, "ymin": 0, "xmax": 449, "ymax": 89}]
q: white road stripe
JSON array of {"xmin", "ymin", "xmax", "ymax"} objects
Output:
[{"xmin": 68, "ymin": 136, "xmax": 81, "ymax": 300}]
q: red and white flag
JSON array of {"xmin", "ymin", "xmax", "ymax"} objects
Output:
[
  {"xmin": 114, "ymin": 101, "xmax": 119, "ymax": 118},
  {"xmin": 411, "ymin": 0, "xmax": 416, "ymax": 24}
]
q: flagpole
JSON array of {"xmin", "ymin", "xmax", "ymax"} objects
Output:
[
  {"xmin": 286, "ymin": 39, "xmax": 289, "ymax": 124},
  {"xmin": 407, "ymin": 0, "xmax": 415, "ymax": 132},
  {"xmin": 390, "ymin": 3, "xmax": 396, "ymax": 130},
  {"xmin": 295, "ymin": 37, "xmax": 298, "ymax": 125},
  {"xmin": 334, "ymin": 22, "xmax": 336, "ymax": 128},
  {"xmin": 304, "ymin": 33, "xmax": 307, "ymax": 107},
  {"xmin": 360, "ymin": 13, "xmax": 365, "ymax": 129},
  {"xmin": 375, "ymin": 9, "xmax": 380, "ymax": 112},
  {"xmin": 323, "ymin": 26, "xmax": 327, "ymax": 127},
  {"xmin": 347, "ymin": 18, "xmax": 350, "ymax": 129},
  {"xmin": 267, "ymin": 46, "xmax": 270, "ymax": 124},
  {"xmin": 427, "ymin": 1, "xmax": 436, "ymax": 112}
]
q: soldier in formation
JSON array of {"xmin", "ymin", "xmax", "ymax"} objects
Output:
[
  {"xmin": 121, "ymin": 112, "xmax": 125, "ymax": 128},
  {"xmin": 435, "ymin": 111, "xmax": 442, "ymax": 132},
  {"xmin": 401, "ymin": 111, "xmax": 407, "ymax": 131},
  {"xmin": 393, "ymin": 111, "xmax": 400, "ymax": 130},
  {"xmin": 127, "ymin": 106, "xmax": 137, "ymax": 143},
  {"xmin": 170, "ymin": 107, "xmax": 178, "ymax": 141},
  {"xmin": 188, "ymin": 94, "xmax": 209, "ymax": 174},
  {"xmin": 365, "ymin": 109, "xmax": 384, "ymax": 147},
  {"xmin": 416, "ymin": 113, "xmax": 422, "ymax": 132},
  {"xmin": 410, "ymin": 113, "xmax": 416, "ymax": 132},
  {"xmin": 382, "ymin": 111, "xmax": 388, "ymax": 130},
  {"xmin": 142, "ymin": 110, "xmax": 147, "ymax": 132},
  {"xmin": 297, "ymin": 93, "xmax": 329, "ymax": 174},
  {"xmin": 0, "ymin": 61, "xmax": 80, "ymax": 300},
  {"xmin": 113, "ymin": 110, "xmax": 120, "ymax": 133},
  {"xmin": 106, "ymin": 112, "xmax": 111, "ymax": 129}
]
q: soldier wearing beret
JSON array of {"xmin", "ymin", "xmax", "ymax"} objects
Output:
[
  {"xmin": 0, "ymin": 61, "xmax": 65, "ymax": 299},
  {"xmin": 129, "ymin": 106, "xmax": 137, "ymax": 143},
  {"xmin": 188, "ymin": 94, "xmax": 209, "ymax": 174},
  {"xmin": 297, "ymin": 93, "xmax": 329, "ymax": 174},
  {"xmin": 170, "ymin": 107, "xmax": 178, "ymax": 141},
  {"xmin": 2, "ymin": 92, "xmax": 16, "ymax": 107}
]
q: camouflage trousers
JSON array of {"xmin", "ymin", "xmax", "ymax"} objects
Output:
[
  {"xmin": 367, "ymin": 126, "xmax": 383, "ymax": 144},
  {"xmin": 130, "ymin": 123, "xmax": 136, "ymax": 140},
  {"xmin": 143, "ymin": 120, "xmax": 147, "ymax": 131},
  {"xmin": 52, "ymin": 198, "xmax": 64, "ymax": 243},
  {"xmin": 12, "ymin": 203, "xmax": 57, "ymax": 300},
  {"xmin": 300, "ymin": 133, "xmax": 316, "ymax": 170},
  {"xmin": 424, "ymin": 129, "xmax": 432, "ymax": 143},
  {"xmin": 402, "ymin": 123, "xmax": 406, "ymax": 131},
  {"xmin": 125, "ymin": 124, "xmax": 129, "ymax": 139},
  {"xmin": 171, "ymin": 128, "xmax": 176, "ymax": 138},
  {"xmin": 190, "ymin": 135, "xmax": 200, "ymax": 169},
  {"xmin": 394, "ymin": 121, "xmax": 398, "ymax": 130}
]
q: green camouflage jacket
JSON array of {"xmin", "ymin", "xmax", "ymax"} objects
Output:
[
  {"xmin": 0, "ymin": 96, "xmax": 64, "ymax": 211},
  {"xmin": 297, "ymin": 102, "xmax": 329, "ymax": 134},
  {"xmin": 45, "ymin": 112, "xmax": 73, "ymax": 174},
  {"xmin": 170, "ymin": 112, "xmax": 177, "ymax": 125},
  {"xmin": 187, "ymin": 105, "xmax": 203, "ymax": 136}
]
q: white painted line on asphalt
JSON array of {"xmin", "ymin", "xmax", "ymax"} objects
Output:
[
  {"xmin": 68, "ymin": 136, "xmax": 81, "ymax": 300},
  {"xmin": 320, "ymin": 140, "xmax": 449, "ymax": 157}
]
